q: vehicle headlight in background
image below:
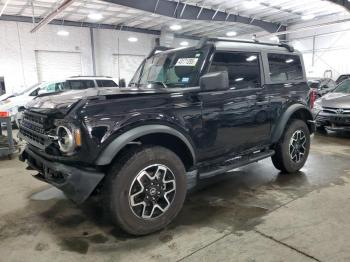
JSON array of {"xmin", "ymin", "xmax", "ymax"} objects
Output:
[{"xmin": 57, "ymin": 126, "xmax": 81, "ymax": 154}]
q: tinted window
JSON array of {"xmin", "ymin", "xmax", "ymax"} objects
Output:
[
  {"xmin": 96, "ymin": 80, "xmax": 118, "ymax": 87},
  {"xmin": 65, "ymin": 80, "xmax": 95, "ymax": 90},
  {"xmin": 268, "ymin": 54, "xmax": 303, "ymax": 82},
  {"xmin": 210, "ymin": 52, "xmax": 261, "ymax": 89}
]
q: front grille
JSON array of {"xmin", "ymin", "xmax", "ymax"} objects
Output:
[
  {"xmin": 20, "ymin": 111, "xmax": 49, "ymax": 148},
  {"xmin": 323, "ymin": 107, "xmax": 350, "ymax": 115}
]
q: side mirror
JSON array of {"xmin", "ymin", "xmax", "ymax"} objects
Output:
[
  {"xmin": 200, "ymin": 71, "xmax": 229, "ymax": 91},
  {"xmin": 119, "ymin": 78, "xmax": 126, "ymax": 88}
]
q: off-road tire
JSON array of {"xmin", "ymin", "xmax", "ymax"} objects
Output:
[
  {"xmin": 103, "ymin": 145, "xmax": 187, "ymax": 235},
  {"xmin": 272, "ymin": 119, "xmax": 310, "ymax": 173}
]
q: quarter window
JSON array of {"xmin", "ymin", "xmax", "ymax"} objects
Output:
[
  {"xmin": 96, "ymin": 80, "xmax": 118, "ymax": 87},
  {"xmin": 65, "ymin": 80, "xmax": 95, "ymax": 90},
  {"xmin": 268, "ymin": 54, "xmax": 303, "ymax": 82},
  {"xmin": 209, "ymin": 52, "xmax": 261, "ymax": 89}
]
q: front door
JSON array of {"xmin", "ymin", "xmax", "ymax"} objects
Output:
[{"xmin": 197, "ymin": 51, "xmax": 271, "ymax": 161}]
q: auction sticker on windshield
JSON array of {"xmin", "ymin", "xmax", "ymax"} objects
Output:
[{"xmin": 175, "ymin": 58, "xmax": 198, "ymax": 66}]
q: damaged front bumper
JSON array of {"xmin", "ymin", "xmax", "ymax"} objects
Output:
[{"xmin": 20, "ymin": 146, "xmax": 105, "ymax": 204}]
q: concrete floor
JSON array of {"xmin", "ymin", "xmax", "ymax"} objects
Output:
[{"xmin": 0, "ymin": 131, "xmax": 350, "ymax": 262}]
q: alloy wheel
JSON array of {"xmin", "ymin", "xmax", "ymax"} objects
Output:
[
  {"xmin": 128, "ymin": 164, "xmax": 176, "ymax": 219},
  {"xmin": 289, "ymin": 130, "xmax": 306, "ymax": 163}
]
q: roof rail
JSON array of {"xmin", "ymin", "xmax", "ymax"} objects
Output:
[
  {"xmin": 69, "ymin": 76, "xmax": 112, "ymax": 78},
  {"xmin": 147, "ymin": 46, "xmax": 173, "ymax": 58},
  {"xmin": 198, "ymin": 37, "xmax": 294, "ymax": 52}
]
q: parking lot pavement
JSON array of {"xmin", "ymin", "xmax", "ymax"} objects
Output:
[{"xmin": 0, "ymin": 132, "xmax": 349, "ymax": 261}]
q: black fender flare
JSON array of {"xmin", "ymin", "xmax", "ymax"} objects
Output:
[
  {"xmin": 271, "ymin": 104, "xmax": 314, "ymax": 144},
  {"xmin": 95, "ymin": 124, "xmax": 196, "ymax": 166}
]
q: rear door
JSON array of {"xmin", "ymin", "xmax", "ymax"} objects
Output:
[{"xmin": 198, "ymin": 51, "xmax": 271, "ymax": 160}]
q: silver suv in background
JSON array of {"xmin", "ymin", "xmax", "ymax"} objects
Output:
[{"xmin": 12, "ymin": 76, "xmax": 118, "ymax": 127}]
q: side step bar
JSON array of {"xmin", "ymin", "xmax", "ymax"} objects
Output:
[{"xmin": 198, "ymin": 150, "xmax": 275, "ymax": 179}]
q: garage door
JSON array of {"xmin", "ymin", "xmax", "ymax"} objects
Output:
[
  {"xmin": 114, "ymin": 54, "xmax": 145, "ymax": 85},
  {"xmin": 35, "ymin": 51, "xmax": 82, "ymax": 82}
]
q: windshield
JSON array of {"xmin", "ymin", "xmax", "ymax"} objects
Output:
[
  {"xmin": 333, "ymin": 79, "xmax": 350, "ymax": 94},
  {"xmin": 135, "ymin": 49, "xmax": 205, "ymax": 88}
]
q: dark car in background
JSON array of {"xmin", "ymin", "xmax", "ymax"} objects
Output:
[
  {"xmin": 336, "ymin": 74, "xmax": 350, "ymax": 85},
  {"xmin": 313, "ymin": 79, "xmax": 350, "ymax": 132},
  {"xmin": 308, "ymin": 78, "xmax": 336, "ymax": 98}
]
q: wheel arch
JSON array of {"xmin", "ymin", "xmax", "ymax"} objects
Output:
[
  {"xmin": 95, "ymin": 125, "xmax": 196, "ymax": 170},
  {"xmin": 271, "ymin": 104, "xmax": 314, "ymax": 144}
]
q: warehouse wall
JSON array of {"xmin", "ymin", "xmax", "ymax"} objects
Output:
[
  {"xmin": 287, "ymin": 15, "xmax": 350, "ymax": 79},
  {"xmin": 0, "ymin": 21, "xmax": 93, "ymax": 94},
  {"xmin": 0, "ymin": 20, "xmax": 197, "ymax": 94},
  {"xmin": 93, "ymin": 29, "xmax": 157, "ymax": 81}
]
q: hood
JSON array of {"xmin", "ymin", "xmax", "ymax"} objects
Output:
[
  {"xmin": 27, "ymin": 86, "xmax": 170, "ymax": 113},
  {"xmin": 0, "ymin": 93, "xmax": 14, "ymax": 102},
  {"xmin": 321, "ymin": 92, "xmax": 350, "ymax": 108}
]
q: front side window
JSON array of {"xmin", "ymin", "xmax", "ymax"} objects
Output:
[
  {"xmin": 333, "ymin": 79, "xmax": 350, "ymax": 94},
  {"xmin": 209, "ymin": 52, "xmax": 261, "ymax": 89},
  {"xmin": 138, "ymin": 50, "xmax": 205, "ymax": 88},
  {"xmin": 268, "ymin": 54, "xmax": 303, "ymax": 82}
]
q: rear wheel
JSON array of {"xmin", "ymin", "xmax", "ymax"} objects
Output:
[
  {"xmin": 104, "ymin": 146, "xmax": 187, "ymax": 235},
  {"xmin": 272, "ymin": 119, "xmax": 310, "ymax": 173}
]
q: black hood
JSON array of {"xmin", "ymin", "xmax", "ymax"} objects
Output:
[{"xmin": 26, "ymin": 87, "xmax": 170, "ymax": 113}]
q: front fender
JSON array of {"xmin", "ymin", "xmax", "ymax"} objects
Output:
[
  {"xmin": 95, "ymin": 124, "xmax": 196, "ymax": 166},
  {"xmin": 271, "ymin": 103, "xmax": 314, "ymax": 143}
]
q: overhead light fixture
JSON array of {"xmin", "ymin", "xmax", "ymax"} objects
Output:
[
  {"xmin": 285, "ymin": 58, "xmax": 294, "ymax": 63},
  {"xmin": 88, "ymin": 13, "xmax": 103, "ymax": 21},
  {"xmin": 301, "ymin": 14, "xmax": 315, "ymax": 20},
  {"xmin": 128, "ymin": 37, "xmax": 138, "ymax": 42},
  {"xmin": 226, "ymin": 31, "xmax": 237, "ymax": 37},
  {"xmin": 246, "ymin": 55, "xmax": 257, "ymax": 62},
  {"xmin": 170, "ymin": 24, "xmax": 182, "ymax": 31},
  {"xmin": 243, "ymin": 0, "xmax": 260, "ymax": 9},
  {"xmin": 235, "ymin": 77, "xmax": 244, "ymax": 82},
  {"xmin": 270, "ymin": 36, "xmax": 279, "ymax": 42},
  {"xmin": 57, "ymin": 30, "xmax": 69, "ymax": 36},
  {"xmin": 180, "ymin": 41, "xmax": 189, "ymax": 46}
]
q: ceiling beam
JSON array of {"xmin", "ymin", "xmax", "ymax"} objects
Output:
[
  {"xmin": 30, "ymin": 0, "xmax": 75, "ymax": 33},
  {"xmin": 101, "ymin": 0, "xmax": 285, "ymax": 33},
  {"xmin": 0, "ymin": 14, "xmax": 161, "ymax": 35},
  {"xmin": 326, "ymin": 0, "xmax": 350, "ymax": 11}
]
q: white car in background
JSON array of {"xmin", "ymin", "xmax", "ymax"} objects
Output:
[{"xmin": 0, "ymin": 76, "xmax": 118, "ymax": 127}]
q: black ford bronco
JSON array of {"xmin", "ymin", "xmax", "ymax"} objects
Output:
[{"xmin": 19, "ymin": 39, "xmax": 315, "ymax": 235}]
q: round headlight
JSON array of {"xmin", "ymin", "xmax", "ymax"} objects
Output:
[{"xmin": 57, "ymin": 126, "xmax": 75, "ymax": 154}]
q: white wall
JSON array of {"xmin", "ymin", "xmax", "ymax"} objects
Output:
[
  {"xmin": 0, "ymin": 20, "xmax": 201, "ymax": 94},
  {"xmin": 0, "ymin": 21, "xmax": 93, "ymax": 94},
  {"xmin": 93, "ymin": 29, "xmax": 158, "ymax": 78},
  {"xmin": 287, "ymin": 15, "xmax": 350, "ymax": 80}
]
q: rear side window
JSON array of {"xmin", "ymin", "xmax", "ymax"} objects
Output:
[
  {"xmin": 65, "ymin": 80, "xmax": 95, "ymax": 90},
  {"xmin": 268, "ymin": 54, "xmax": 303, "ymax": 82},
  {"xmin": 96, "ymin": 80, "xmax": 118, "ymax": 87},
  {"xmin": 210, "ymin": 52, "xmax": 261, "ymax": 89}
]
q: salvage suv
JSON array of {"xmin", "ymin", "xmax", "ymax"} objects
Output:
[{"xmin": 19, "ymin": 39, "xmax": 315, "ymax": 235}]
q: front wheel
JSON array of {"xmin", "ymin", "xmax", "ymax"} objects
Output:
[
  {"xmin": 104, "ymin": 146, "xmax": 187, "ymax": 235},
  {"xmin": 272, "ymin": 119, "xmax": 310, "ymax": 173}
]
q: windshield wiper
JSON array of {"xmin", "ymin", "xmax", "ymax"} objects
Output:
[{"xmin": 148, "ymin": 81, "xmax": 168, "ymax": 88}]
